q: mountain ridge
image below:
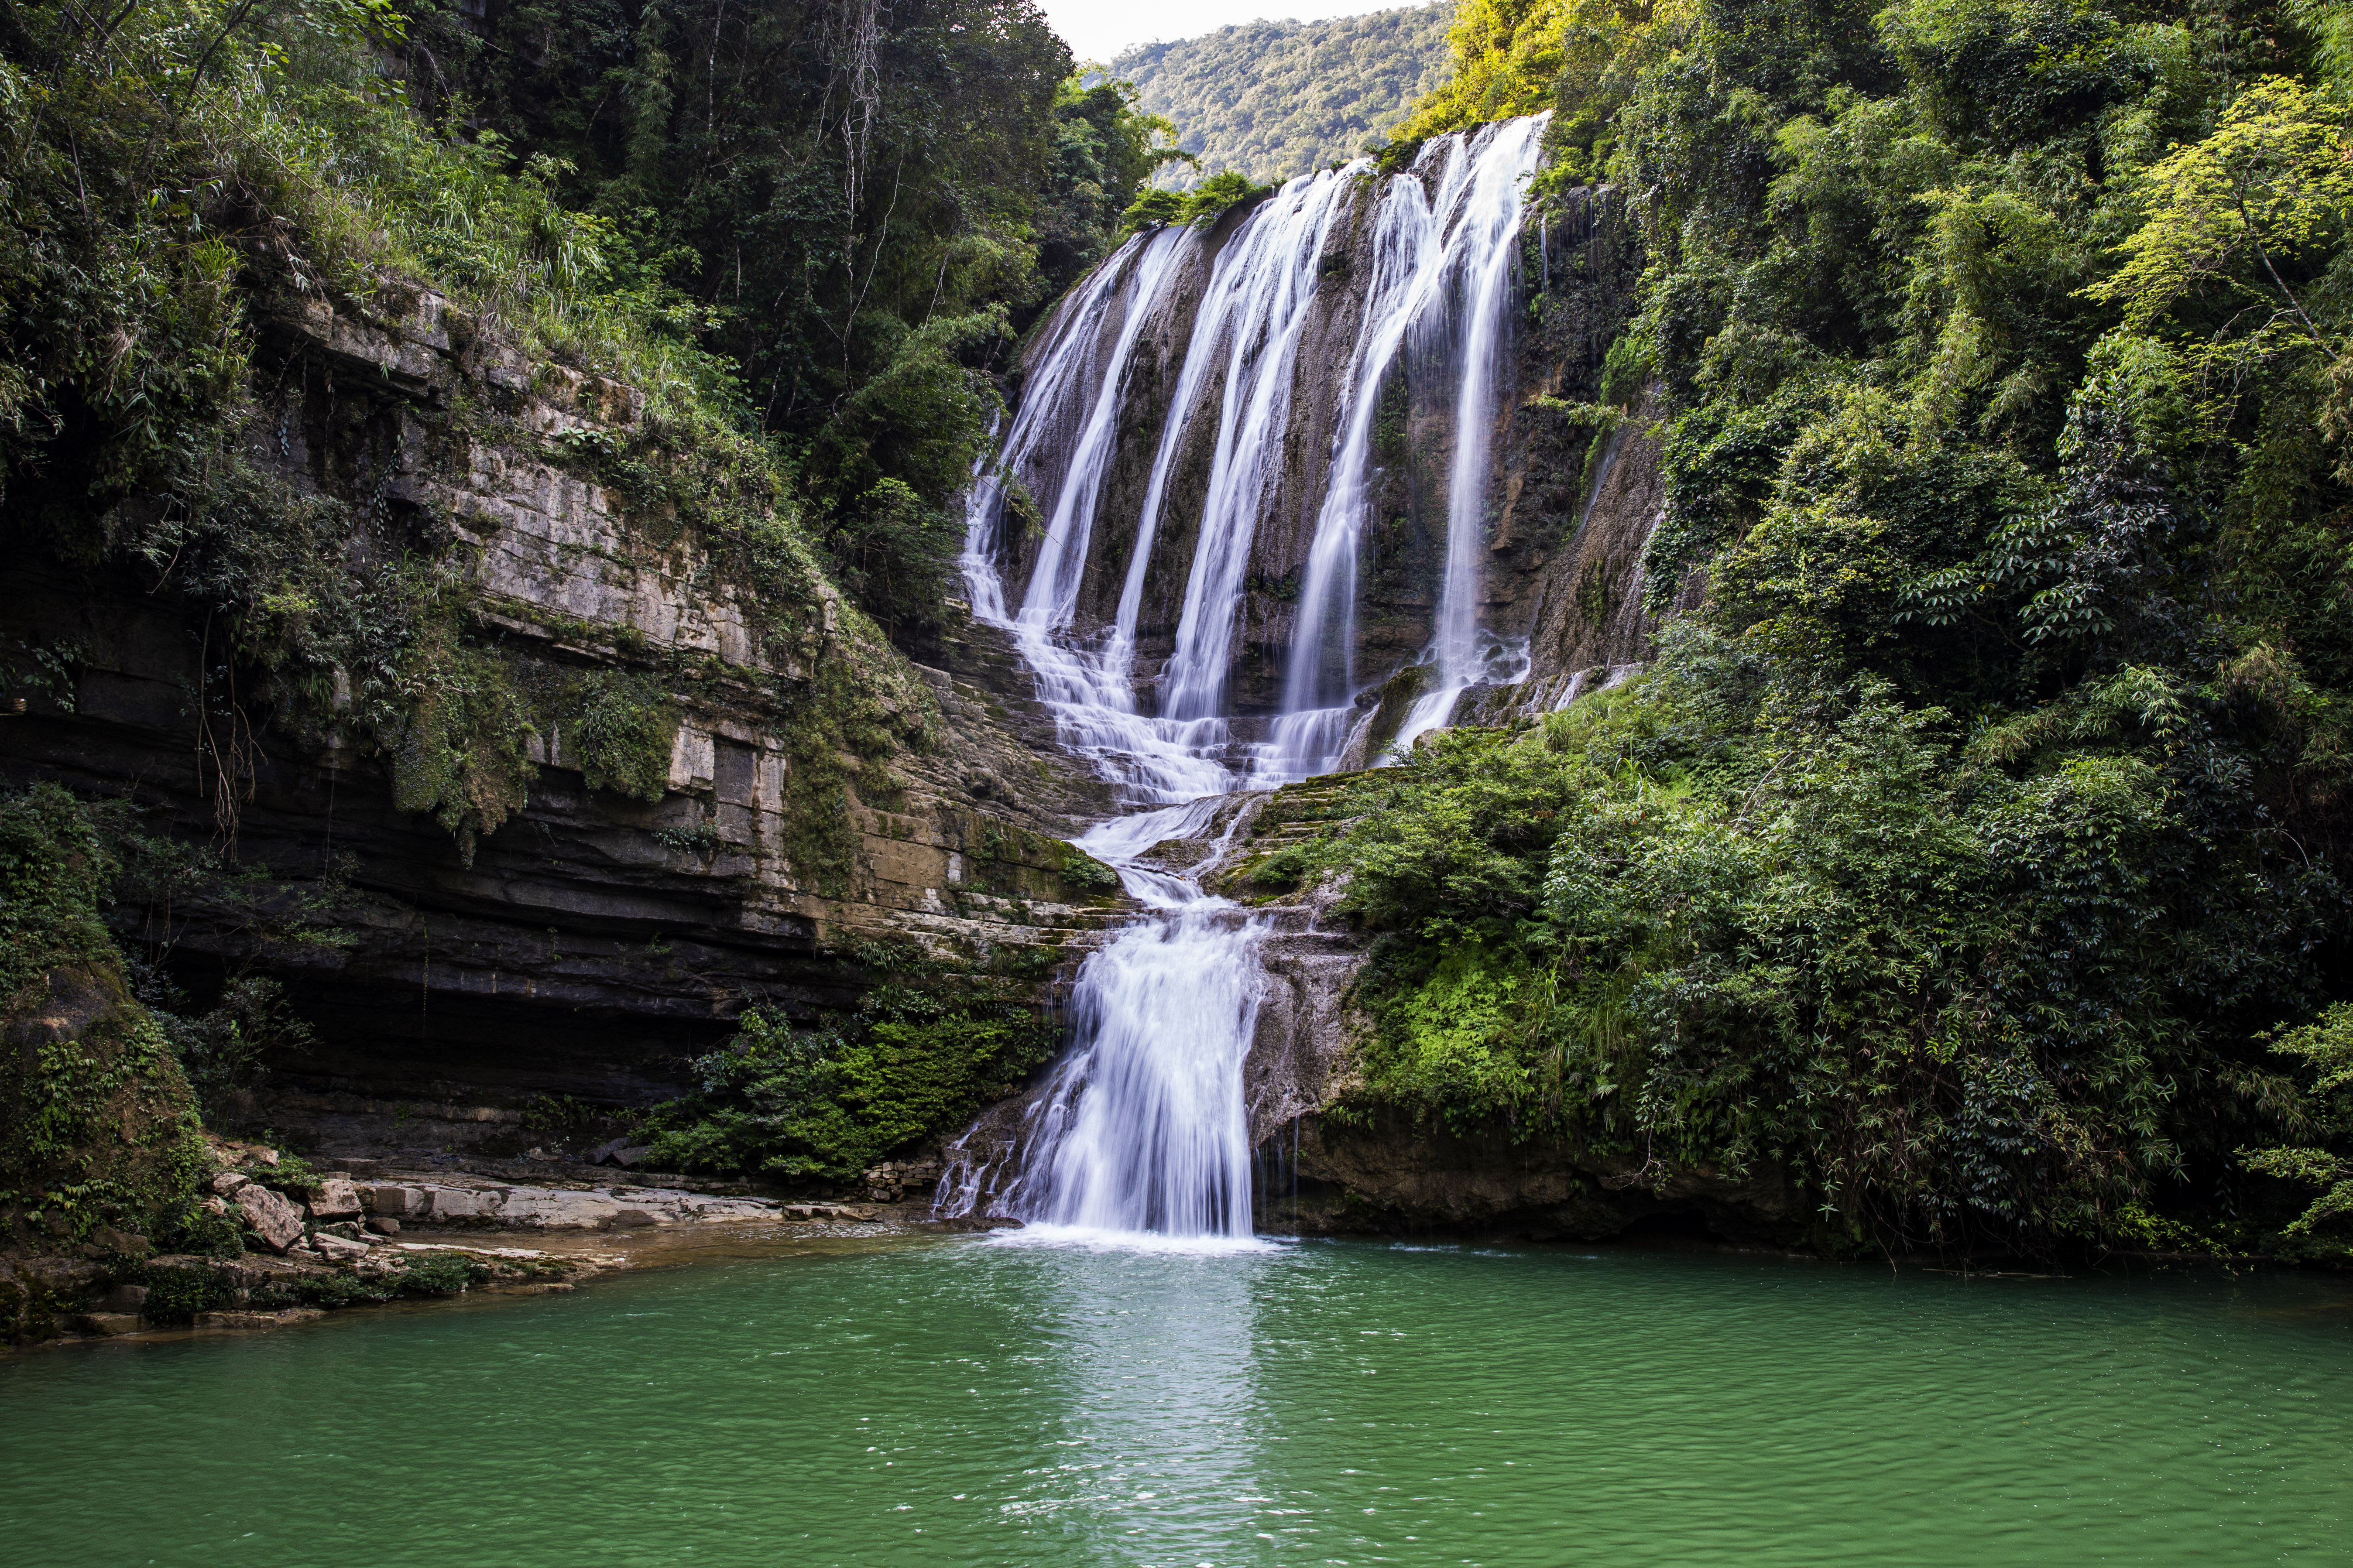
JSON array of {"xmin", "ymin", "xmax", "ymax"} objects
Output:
[{"xmin": 1107, "ymin": 6, "xmax": 1455, "ymax": 188}]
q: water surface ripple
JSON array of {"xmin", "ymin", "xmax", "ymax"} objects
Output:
[{"xmin": 3, "ymin": 1239, "xmax": 2346, "ymax": 1566}]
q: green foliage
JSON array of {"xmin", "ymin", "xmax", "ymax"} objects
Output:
[
  {"xmin": 1122, "ymin": 171, "xmax": 1276, "ymax": 233},
  {"xmin": 566, "ymin": 670, "xmax": 679, "ymax": 802},
  {"xmin": 285, "ymin": 1271, "xmax": 398, "ymax": 1308},
  {"xmin": 1043, "ymin": 75, "xmax": 1194, "ymax": 278},
  {"xmin": 137, "ymin": 1263, "xmax": 239, "ymax": 1326},
  {"xmin": 1397, "ymin": 0, "xmax": 1691, "ymax": 192},
  {"xmin": 1292, "ymin": 622, "xmax": 2340, "ymax": 1250},
  {"xmin": 134, "ymin": 969, "xmax": 316, "ymax": 1120},
  {"xmin": 641, "ymin": 987, "xmax": 1056, "ymax": 1181},
  {"xmin": 1058, "ymin": 848, "xmax": 1121, "ymax": 894},
  {"xmin": 1107, "ymin": 8, "xmax": 1457, "ymax": 188},
  {"xmin": 0, "ymin": 787, "xmax": 209, "ymax": 1248},
  {"xmin": 0, "ymin": 784, "xmax": 119, "ymax": 1018},
  {"xmin": 2243, "ymin": 1005, "xmax": 2353, "ymax": 1258},
  {"xmin": 398, "ymin": 1251, "xmax": 490, "ymax": 1295},
  {"xmin": 775, "ymin": 644, "xmax": 937, "ymax": 897},
  {"xmin": 389, "ymin": 606, "xmax": 539, "ymax": 863}
]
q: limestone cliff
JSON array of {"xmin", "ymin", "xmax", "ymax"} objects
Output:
[{"xmin": 0, "ymin": 275, "xmax": 1121, "ymax": 1153}]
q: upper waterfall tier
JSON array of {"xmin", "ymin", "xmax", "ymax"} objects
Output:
[{"xmin": 962, "ymin": 116, "xmax": 1650, "ymax": 804}]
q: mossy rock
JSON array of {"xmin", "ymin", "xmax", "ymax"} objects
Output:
[{"xmin": 0, "ymin": 786, "xmax": 209, "ymax": 1255}]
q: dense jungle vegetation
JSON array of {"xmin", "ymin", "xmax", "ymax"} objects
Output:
[
  {"xmin": 0, "ymin": 0, "xmax": 1179, "ymax": 643},
  {"xmin": 1275, "ymin": 0, "xmax": 2353, "ymax": 1258},
  {"xmin": 1108, "ymin": 6, "xmax": 1455, "ymax": 188}
]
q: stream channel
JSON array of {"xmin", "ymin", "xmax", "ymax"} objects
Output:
[{"xmin": 3, "ymin": 1236, "xmax": 2349, "ymax": 1565}]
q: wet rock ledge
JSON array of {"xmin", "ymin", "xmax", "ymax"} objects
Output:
[{"xmin": 0, "ymin": 1137, "xmax": 882, "ymax": 1348}]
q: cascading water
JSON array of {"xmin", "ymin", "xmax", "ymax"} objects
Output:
[
  {"xmin": 1156, "ymin": 170, "xmax": 1359, "ymax": 725},
  {"xmin": 1386, "ymin": 114, "xmax": 1550, "ymax": 754},
  {"xmin": 998, "ymin": 803, "xmax": 1265, "ymax": 1239},
  {"xmin": 942, "ymin": 120, "xmax": 1548, "ymax": 1240},
  {"xmin": 1274, "ymin": 118, "xmax": 1549, "ymax": 773},
  {"xmin": 959, "ymin": 226, "xmax": 1232, "ymax": 803}
]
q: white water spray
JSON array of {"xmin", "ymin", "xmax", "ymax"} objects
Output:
[
  {"xmin": 1005, "ymin": 803, "xmax": 1265, "ymax": 1239},
  {"xmin": 1388, "ymin": 115, "xmax": 1549, "ymax": 754}
]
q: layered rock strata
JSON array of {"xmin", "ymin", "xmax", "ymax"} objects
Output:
[{"xmin": 0, "ymin": 279, "xmax": 1123, "ymax": 1127}]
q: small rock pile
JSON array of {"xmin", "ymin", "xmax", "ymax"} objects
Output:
[
  {"xmin": 861, "ymin": 1160, "xmax": 944, "ymax": 1204},
  {"xmin": 0, "ymin": 1140, "xmax": 582, "ymax": 1345}
]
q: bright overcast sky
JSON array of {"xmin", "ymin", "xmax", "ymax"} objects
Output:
[{"xmin": 1039, "ymin": 0, "xmax": 1430, "ymax": 66}]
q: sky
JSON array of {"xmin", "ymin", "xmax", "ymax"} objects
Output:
[{"xmin": 1037, "ymin": 0, "xmax": 1435, "ymax": 66}]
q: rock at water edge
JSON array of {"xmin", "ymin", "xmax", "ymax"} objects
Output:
[
  {"xmin": 235, "ymin": 1186, "xmax": 306, "ymax": 1253},
  {"xmin": 307, "ymin": 1178, "xmax": 364, "ymax": 1220}
]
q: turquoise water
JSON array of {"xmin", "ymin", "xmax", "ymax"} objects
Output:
[{"xmin": 3, "ymin": 1234, "xmax": 2348, "ymax": 1566}]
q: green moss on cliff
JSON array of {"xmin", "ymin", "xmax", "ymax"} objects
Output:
[
  {"xmin": 639, "ymin": 985, "xmax": 1056, "ymax": 1182},
  {"xmin": 565, "ymin": 669, "xmax": 679, "ymax": 802},
  {"xmin": 0, "ymin": 787, "xmax": 208, "ymax": 1250}
]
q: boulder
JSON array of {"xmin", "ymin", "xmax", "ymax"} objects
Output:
[
  {"xmin": 234, "ymin": 1186, "xmax": 307, "ymax": 1253},
  {"xmin": 613, "ymin": 1145, "xmax": 654, "ymax": 1169},
  {"xmin": 97, "ymin": 1284, "xmax": 149, "ymax": 1314},
  {"xmin": 586, "ymin": 1137, "xmax": 630, "ymax": 1165},
  {"xmin": 307, "ymin": 1177, "xmax": 364, "ymax": 1220},
  {"xmin": 364, "ymin": 1217, "xmax": 401, "ymax": 1236},
  {"xmin": 210, "ymin": 1171, "xmax": 251, "ymax": 1197},
  {"xmin": 312, "ymin": 1232, "xmax": 370, "ymax": 1262},
  {"xmin": 422, "ymin": 1187, "xmax": 485, "ymax": 1220},
  {"xmin": 72, "ymin": 1312, "xmax": 142, "ymax": 1337},
  {"xmin": 358, "ymin": 1183, "xmax": 422, "ymax": 1217}
]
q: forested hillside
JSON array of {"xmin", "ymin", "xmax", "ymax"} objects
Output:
[
  {"xmin": 1109, "ymin": 6, "xmax": 1454, "ymax": 187},
  {"xmin": 1283, "ymin": 0, "xmax": 2353, "ymax": 1260}
]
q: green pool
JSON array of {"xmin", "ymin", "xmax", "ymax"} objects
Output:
[{"xmin": 3, "ymin": 1233, "xmax": 2346, "ymax": 1565}]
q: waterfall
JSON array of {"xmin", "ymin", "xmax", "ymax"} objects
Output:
[
  {"xmin": 1003, "ymin": 803, "xmax": 1265, "ymax": 1240},
  {"xmin": 1157, "ymin": 171, "xmax": 1360, "ymax": 723},
  {"xmin": 959, "ymin": 225, "xmax": 1235, "ymax": 804},
  {"xmin": 1387, "ymin": 114, "xmax": 1549, "ymax": 755},
  {"xmin": 943, "ymin": 119, "xmax": 1550, "ymax": 1241}
]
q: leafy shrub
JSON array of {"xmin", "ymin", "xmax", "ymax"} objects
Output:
[
  {"xmin": 139, "ymin": 1265, "xmax": 237, "ymax": 1326},
  {"xmin": 641, "ymin": 989, "xmax": 1056, "ymax": 1181},
  {"xmin": 134, "ymin": 970, "xmax": 315, "ymax": 1120},
  {"xmin": 2244, "ymin": 1006, "xmax": 2353, "ymax": 1260},
  {"xmin": 398, "ymin": 1252, "xmax": 490, "ymax": 1296},
  {"xmin": 289, "ymin": 1273, "xmax": 398, "ymax": 1309},
  {"xmin": 0, "ymin": 787, "xmax": 209, "ymax": 1249}
]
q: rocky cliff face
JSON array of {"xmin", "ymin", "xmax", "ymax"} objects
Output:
[
  {"xmin": 977, "ymin": 179, "xmax": 1650, "ymax": 732},
  {"xmin": 1267, "ymin": 1112, "xmax": 1805, "ymax": 1244},
  {"xmin": 0, "ymin": 277, "xmax": 1121, "ymax": 1153}
]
